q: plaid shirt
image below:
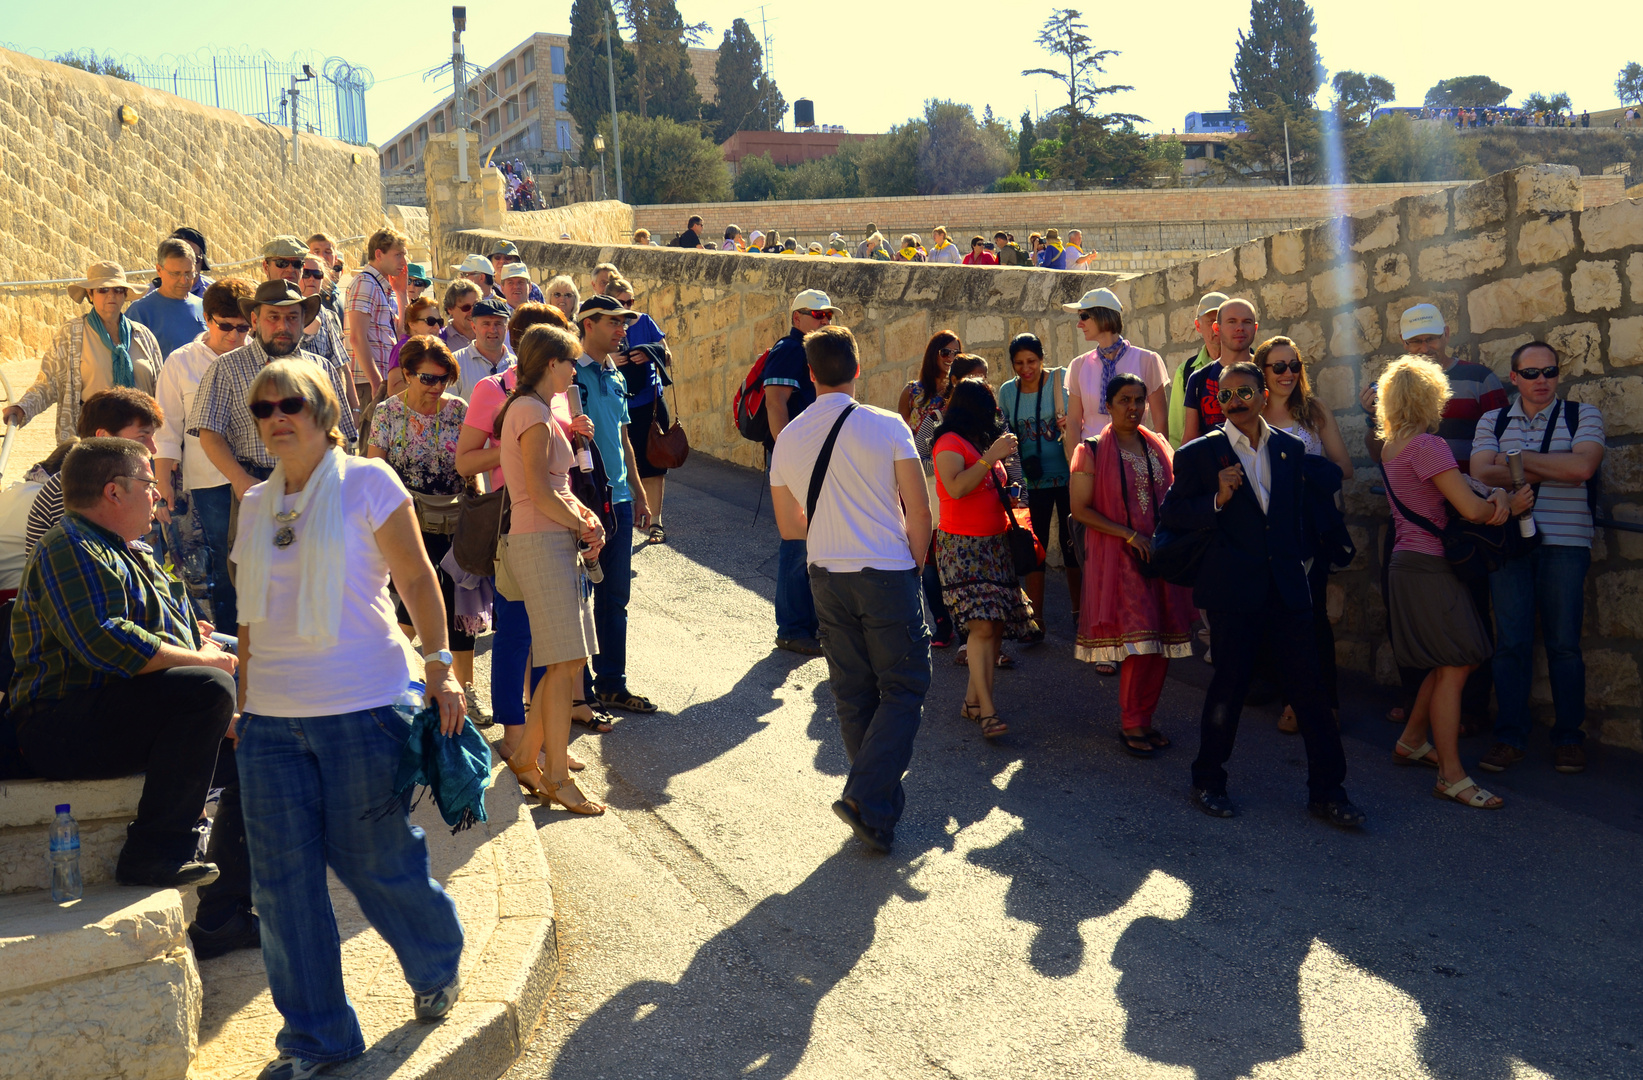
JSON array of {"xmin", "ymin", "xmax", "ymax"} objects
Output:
[
  {"xmin": 9, "ymin": 512, "xmax": 201, "ymax": 714},
  {"xmin": 346, "ymin": 265, "xmax": 400, "ymax": 384},
  {"xmin": 187, "ymin": 338, "xmax": 360, "ymax": 469}
]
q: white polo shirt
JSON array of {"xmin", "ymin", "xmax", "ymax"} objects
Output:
[{"xmin": 769, "ymin": 393, "xmax": 921, "ymax": 572}]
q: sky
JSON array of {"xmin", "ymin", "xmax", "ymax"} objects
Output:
[{"xmin": 4, "ymin": 1, "xmax": 1640, "ymax": 146}]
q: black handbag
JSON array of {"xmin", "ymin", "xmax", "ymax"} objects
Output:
[
  {"xmin": 991, "ymin": 459, "xmax": 1042, "ymax": 576},
  {"xmin": 1377, "ymin": 463, "xmax": 1536, "ymax": 583}
]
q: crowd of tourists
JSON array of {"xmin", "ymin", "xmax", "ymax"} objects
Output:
[{"xmin": 658, "ymin": 216, "xmax": 1100, "ymax": 268}]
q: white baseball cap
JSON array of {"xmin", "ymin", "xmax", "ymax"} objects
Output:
[
  {"xmin": 452, "ymin": 254, "xmax": 495, "ymax": 276},
  {"xmin": 1062, "ymin": 287, "xmax": 1122, "ymax": 314},
  {"xmin": 790, "ymin": 288, "xmax": 842, "ymax": 314},
  {"xmin": 1197, "ymin": 291, "xmax": 1230, "ymax": 317},
  {"xmin": 1400, "ymin": 303, "xmax": 1446, "ymax": 339},
  {"xmin": 496, "ymin": 261, "xmax": 531, "ymax": 282}
]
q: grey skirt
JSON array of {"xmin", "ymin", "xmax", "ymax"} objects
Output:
[
  {"xmin": 503, "ymin": 529, "xmax": 598, "ymax": 667},
  {"xmin": 1386, "ymin": 550, "xmax": 1491, "ymax": 670}
]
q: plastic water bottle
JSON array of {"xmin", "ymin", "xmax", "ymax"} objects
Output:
[
  {"xmin": 50, "ymin": 804, "xmax": 82, "ymax": 903},
  {"xmin": 395, "ymin": 680, "xmax": 426, "ymax": 711}
]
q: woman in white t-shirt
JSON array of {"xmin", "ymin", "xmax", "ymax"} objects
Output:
[
  {"xmin": 1061, "ymin": 288, "xmax": 1170, "ymax": 452},
  {"xmin": 231, "ymin": 359, "xmax": 468, "ymax": 1066}
]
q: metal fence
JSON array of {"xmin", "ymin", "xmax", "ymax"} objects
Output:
[{"xmin": 11, "ymin": 45, "xmax": 373, "ymax": 144}]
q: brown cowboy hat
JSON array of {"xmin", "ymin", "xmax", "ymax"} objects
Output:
[
  {"xmin": 67, "ymin": 261, "xmax": 149, "ymax": 303},
  {"xmin": 239, "ymin": 279, "xmax": 322, "ymax": 323}
]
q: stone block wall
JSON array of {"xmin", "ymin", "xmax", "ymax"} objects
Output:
[
  {"xmin": 503, "ymin": 200, "xmax": 635, "ymax": 248},
  {"xmin": 0, "ymin": 48, "xmax": 387, "ymax": 365}
]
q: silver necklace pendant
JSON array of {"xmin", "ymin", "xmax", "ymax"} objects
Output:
[{"xmin": 273, "ymin": 525, "xmax": 296, "ymax": 549}]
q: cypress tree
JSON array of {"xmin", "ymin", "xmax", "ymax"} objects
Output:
[
  {"xmin": 566, "ymin": 0, "xmax": 637, "ymax": 155},
  {"xmin": 709, "ymin": 18, "xmax": 786, "ymax": 142},
  {"xmin": 1228, "ymin": 0, "xmax": 1325, "ymax": 112}
]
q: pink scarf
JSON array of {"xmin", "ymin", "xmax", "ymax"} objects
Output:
[{"xmin": 1087, "ymin": 424, "xmax": 1175, "ymax": 627}]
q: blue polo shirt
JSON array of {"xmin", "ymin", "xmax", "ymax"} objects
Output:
[
  {"xmin": 760, "ymin": 326, "xmax": 815, "ymax": 432},
  {"xmin": 127, "ymin": 290, "xmax": 207, "ymax": 359},
  {"xmin": 575, "ymin": 354, "xmax": 633, "ymax": 505}
]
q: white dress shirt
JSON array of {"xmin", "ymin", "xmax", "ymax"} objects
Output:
[
  {"xmin": 155, "ymin": 335, "xmax": 231, "ymax": 490},
  {"xmin": 1222, "ymin": 417, "xmax": 1273, "ymax": 513}
]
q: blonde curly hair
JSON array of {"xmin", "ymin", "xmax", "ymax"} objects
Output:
[{"xmin": 1375, "ymin": 355, "xmax": 1451, "ymax": 443}]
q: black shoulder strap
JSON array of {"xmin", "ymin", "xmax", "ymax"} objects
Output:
[
  {"xmin": 805, "ymin": 403, "xmax": 858, "ymax": 525},
  {"xmin": 1375, "ymin": 461, "xmax": 1447, "ymax": 542},
  {"xmin": 1564, "ymin": 399, "xmax": 1579, "ymax": 439},
  {"xmin": 1539, "ymin": 400, "xmax": 1562, "ymax": 456},
  {"xmin": 1494, "ymin": 406, "xmax": 1512, "ymax": 440}
]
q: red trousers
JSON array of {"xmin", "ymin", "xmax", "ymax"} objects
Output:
[{"xmin": 1119, "ymin": 652, "xmax": 1169, "ymax": 731}]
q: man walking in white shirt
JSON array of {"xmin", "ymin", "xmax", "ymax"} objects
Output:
[{"xmin": 770, "ymin": 326, "xmax": 934, "ymax": 854}]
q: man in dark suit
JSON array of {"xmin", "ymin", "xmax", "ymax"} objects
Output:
[{"xmin": 1159, "ymin": 362, "xmax": 1363, "ymax": 827}]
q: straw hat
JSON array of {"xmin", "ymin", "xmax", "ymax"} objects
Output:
[{"xmin": 67, "ymin": 261, "xmax": 149, "ymax": 303}]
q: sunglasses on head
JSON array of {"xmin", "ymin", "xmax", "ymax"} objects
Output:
[
  {"xmin": 413, "ymin": 371, "xmax": 449, "ymax": 386},
  {"xmin": 1265, "ymin": 360, "xmax": 1302, "ymax": 375},
  {"xmin": 250, "ymin": 396, "xmax": 307, "ymax": 420},
  {"xmin": 301, "ymin": 268, "xmax": 325, "ymax": 280},
  {"xmin": 213, "ymin": 319, "xmax": 251, "ymax": 334},
  {"xmin": 1515, "ymin": 364, "xmax": 1559, "ymax": 380},
  {"xmin": 270, "ymin": 258, "xmax": 303, "ymax": 270},
  {"xmin": 417, "ymin": 315, "xmax": 446, "ymax": 327},
  {"xmin": 1215, "ymin": 385, "xmax": 1261, "ymax": 405},
  {"xmin": 800, "ymin": 309, "xmax": 834, "ymax": 320}
]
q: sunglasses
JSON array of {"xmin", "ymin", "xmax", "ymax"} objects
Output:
[
  {"xmin": 213, "ymin": 319, "xmax": 251, "ymax": 334},
  {"xmin": 938, "ymin": 346, "xmax": 959, "ymax": 358},
  {"xmin": 1215, "ymin": 385, "xmax": 1261, "ymax": 405},
  {"xmin": 1265, "ymin": 360, "xmax": 1302, "ymax": 375},
  {"xmin": 1077, "ymin": 311, "xmax": 1096, "ymax": 321},
  {"xmin": 799, "ymin": 309, "xmax": 834, "ymax": 320},
  {"xmin": 92, "ymin": 287, "xmax": 129, "ymax": 296},
  {"xmin": 250, "ymin": 396, "xmax": 307, "ymax": 420},
  {"xmin": 455, "ymin": 303, "xmax": 475, "ymax": 313},
  {"xmin": 270, "ymin": 258, "xmax": 303, "ymax": 270},
  {"xmin": 417, "ymin": 315, "xmax": 446, "ymax": 328},
  {"xmin": 332, "ymin": 262, "xmax": 343, "ymax": 273},
  {"xmin": 1515, "ymin": 365, "xmax": 1559, "ymax": 380},
  {"xmin": 301, "ymin": 268, "xmax": 326, "ymax": 280},
  {"xmin": 413, "ymin": 371, "xmax": 450, "ymax": 386}
]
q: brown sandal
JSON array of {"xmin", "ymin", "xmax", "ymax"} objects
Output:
[
  {"xmin": 978, "ymin": 715, "xmax": 1009, "ymax": 739},
  {"xmin": 547, "ymin": 778, "xmax": 606, "ymax": 816},
  {"xmin": 507, "ymin": 753, "xmax": 553, "ymax": 800}
]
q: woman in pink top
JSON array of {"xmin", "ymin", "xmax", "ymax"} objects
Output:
[
  {"xmin": 1061, "ymin": 288, "xmax": 1169, "ymax": 448},
  {"xmin": 493, "ymin": 325, "xmax": 607, "ymax": 815},
  {"xmin": 1376, "ymin": 357, "xmax": 1530, "ymax": 810}
]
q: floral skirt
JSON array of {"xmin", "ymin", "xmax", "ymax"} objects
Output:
[{"xmin": 934, "ymin": 529, "xmax": 1036, "ymax": 640}]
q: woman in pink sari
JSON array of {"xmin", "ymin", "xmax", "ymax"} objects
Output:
[{"xmin": 1068, "ymin": 374, "xmax": 1196, "ymax": 757}]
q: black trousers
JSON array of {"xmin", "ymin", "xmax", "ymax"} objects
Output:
[
  {"xmin": 195, "ymin": 737, "xmax": 252, "ymax": 925},
  {"xmin": 1194, "ymin": 588, "xmax": 1349, "ymax": 803},
  {"xmin": 17, "ymin": 667, "xmax": 236, "ymax": 866}
]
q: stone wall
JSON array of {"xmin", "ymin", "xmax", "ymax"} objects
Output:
[
  {"xmin": 0, "ymin": 47, "xmax": 387, "ymax": 365},
  {"xmin": 503, "ymin": 200, "xmax": 635, "ymax": 248}
]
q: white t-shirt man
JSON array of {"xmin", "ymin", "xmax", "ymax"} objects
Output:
[
  {"xmin": 155, "ymin": 335, "xmax": 231, "ymax": 492},
  {"xmin": 769, "ymin": 393, "xmax": 920, "ymax": 572}
]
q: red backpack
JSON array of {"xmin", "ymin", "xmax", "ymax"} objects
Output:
[{"xmin": 731, "ymin": 348, "xmax": 774, "ymax": 443}]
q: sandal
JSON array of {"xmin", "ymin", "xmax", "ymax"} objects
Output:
[
  {"xmin": 1432, "ymin": 775, "xmax": 1503, "ymax": 809},
  {"xmin": 1094, "ymin": 661, "xmax": 1118, "ymax": 677},
  {"xmin": 547, "ymin": 777, "xmax": 606, "ymax": 816},
  {"xmin": 571, "ymin": 699, "xmax": 616, "ymax": 733},
  {"xmin": 1140, "ymin": 727, "xmax": 1171, "ymax": 749},
  {"xmin": 1120, "ymin": 730, "xmax": 1156, "ymax": 758},
  {"xmin": 996, "ymin": 651, "xmax": 1015, "ymax": 670},
  {"xmin": 1277, "ymin": 706, "xmax": 1298, "ymax": 734},
  {"xmin": 596, "ymin": 691, "xmax": 659, "ymax": 714},
  {"xmin": 960, "ymin": 700, "xmax": 981, "ymax": 722},
  {"xmin": 1385, "ymin": 706, "xmax": 1408, "ymax": 724},
  {"xmin": 978, "ymin": 715, "xmax": 1009, "ymax": 739},
  {"xmin": 506, "ymin": 753, "xmax": 553, "ymax": 801},
  {"xmin": 647, "ymin": 525, "xmax": 666, "ymax": 544},
  {"xmin": 954, "ymin": 643, "xmax": 969, "ymax": 666},
  {"xmin": 1394, "ymin": 739, "xmax": 1440, "ymax": 767}
]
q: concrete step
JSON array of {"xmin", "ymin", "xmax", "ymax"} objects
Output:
[{"xmin": 0, "ymin": 776, "xmax": 147, "ymax": 894}]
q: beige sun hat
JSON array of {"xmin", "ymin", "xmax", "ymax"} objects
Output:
[
  {"xmin": 496, "ymin": 261, "xmax": 532, "ymax": 282},
  {"xmin": 453, "ymin": 254, "xmax": 496, "ymax": 276},
  {"xmin": 67, "ymin": 261, "xmax": 149, "ymax": 303}
]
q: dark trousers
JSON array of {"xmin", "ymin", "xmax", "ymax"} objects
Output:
[
  {"xmin": 188, "ymin": 484, "xmax": 237, "ymax": 630},
  {"xmin": 809, "ymin": 566, "xmax": 932, "ymax": 833},
  {"xmin": 1193, "ymin": 589, "xmax": 1348, "ymax": 803},
  {"xmin": 17, "ymin": 667, "xmax": 237, "ymax": 865},
  {"xmin": 195, "ymin": 737, "xmax": 252, "ymax": 926},
  {"xmin": 586, "ymin": 499, "xmax": 635, "ymax": 698},
  {"xmin": 920, "ymin": 552, "xmax": 952, "ymax": 641}
]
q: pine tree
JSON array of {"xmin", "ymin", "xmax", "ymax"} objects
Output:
[
  {"xmin": 623, "ymin": 0, "xmax": 707, "ymax": 123},
  {"xmin": 1019, "ymin": 111, "xmax": 1037, "ymax": 173},
  {"xmin": 567, "ymin": 0, "xmax": 638, "ymax": 156},
  {"xmin": 709, "ymin": 18, "xmax": 786, "ymax": 142},
  {"xmin": 1228, "ymin": 0, "xmax": 1325, "ymax": 113}
]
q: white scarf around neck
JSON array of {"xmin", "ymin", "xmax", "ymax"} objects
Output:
[{"xmin": 236, "ymin": 446, "xmax": 346, "ymax": 648}]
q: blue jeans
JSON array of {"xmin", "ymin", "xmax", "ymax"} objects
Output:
[
  {"xmin": 588, "ymin": 500, "xmax": 634, "ymax": 697},
  {"xmin": 238, "ymin": 705, "xmax": 464, "ymax": 1064},
  {"xmin": 775, "ymin": 538, "xmax": 818, "ymax": 641},
  {"xmin": 1490, "ymin": 544, "xmax": 1591, "ymax": 749},
  {"xmin": 187, "ymin": 485, "xmax": 236, "ymax": 630},
  {"xmin": 809, "ymin": 566, "xmax": 932, "ymax": 833},
  {"xmin": 491, "ymin": 593, "xmax": 546, "ymax": 726}
]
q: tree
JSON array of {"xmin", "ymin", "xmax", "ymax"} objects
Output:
[
  {"xmin": 1219, "ymin": 103, "xmax": 1323, "ymax": 185},
  {"xmin": 51, "ymin": 51, "xmax": 134, "ymax": 81},
  {"xmin": 1332, "ymin": 71, "xmax": 1395, "ymax": 125},
  {"xmin": 992, "ymin": 173, "xmax": 1035, "ymax": 193},
  {"xmin": 707, "ymin": 18, "xmax": 787, "ymax": 143},
  {"xmin": 733, "ymin": 153, "xmax": 787, "ymax": 201},
  {"xmin": 622, "ymin": 0, "xmax": 706, "ymax": 122},
  {"xmin": 1023, "ymin": 10, "xmax": 1141, "ymax": 124},
  {"xmin": 605, "ymin": 113, "xmax": 730, "ymax": 203},
  {"xmin": 856, "ymin": 123, "xmax": 923, "ymax": 197},
  {"xmin": 785, "ymin": 146, "xmax": 862, "ymax": 200},
  {"xmin": 1424, "ymin": 76, "xmax": 1511, "ymax": 108},
  {"xmin": 1229, "ymin": 0, "xmax": 1325, "ymax": 112},
  {"xmin": 1366, "ymin": 113, "xmax": 1483, "ymax": 183},
  {"xmin": 1521, "ymin": 91, "xmax": 1572, "ymax": 114},
  {"xmin": 566, "ymin": 0, "xmax": 638, "ymax": 157},
  {"xmin": 1018, "ymin": 111, "xmax": 1037, "ymax": 173},
  {"xmin": 917, "ymin": 100, "xmax": 1014, "ymax": 194},
  {"xmin": 1617, "ymin": 62, "xmax": 1643, "ymax": 109}
]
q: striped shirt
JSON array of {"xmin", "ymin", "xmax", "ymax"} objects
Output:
[
  {"xmin": 9, "ymin": 512, "xmax": 200, "ymax": 714},
  {"xmin": 1382, "ymin": 433, "xmax": 1458, "ymax": 558},
  {"xmin": 186, "ymin": 338, "xmax": 360, "ymax": 470},
  {"xmin": 1473, "ymin": 399, "xmax": 1605, "ymax": 547},
  {"xmin": 345, "ymin": 265, "xmax": 400, "ymax": 384},
  {"xmin": 1434, "ymin": 361, "xmax": 1508, "ymax": 471}
]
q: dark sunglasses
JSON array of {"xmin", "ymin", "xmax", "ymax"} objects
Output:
[
  {"xmin": 1215, "ymin": 385, "xmax": 1260, "ymax": 405},
  {"xmin": 270, "ymin": 258, "xmax": 303, "ymax": 270},
  {"xmin": 1515, "ymin": 365, "xmax": 1559, "ymax": 380},
  {"xmin": 413, "ymin": 371, "xmax": 450, "ymax": 386},
  {"xmin": 332, "ymin": 262, "xmax": 344, "ymax": 274},
  {"xmin": 1265, "ymin": 360, "xmax": 1302, "ymax": 375},
  {"xmin": 416, "ymin": 315, "xmax": 446, "ymax": 328},
  {"xmin": 799, "ymin": 309, "xmax": 834, "ymax": 320},
  {"xmin": 455, "ymin": 303, "xmax": 475, "ymax": 313},
  {"xmin": 301, "ymin": 268, "xmax": 326, "ymax": 280},
  {"xmin": 213, "ymin": 320, "xmax": 251, "ymax": 334},
  {"xmin": 1077, "ymin": 310, "xmax": 1096, "ymax": 321},
  {"xmin": 938, "ymin": 346, "xmax": 959, "ymax": 358},
  {"xmin": 250, "ymin": 396, "xmax": 307, "ymax": 419}
]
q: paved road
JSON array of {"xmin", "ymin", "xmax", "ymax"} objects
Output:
[{"xmin": 494, "ymin": 454, "xmax": 1642, "ymax": 1080}]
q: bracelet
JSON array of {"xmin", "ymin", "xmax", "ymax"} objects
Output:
[{"xmin": 1126, "ymin": 530, "xmax": 1138, "ymax": 544}]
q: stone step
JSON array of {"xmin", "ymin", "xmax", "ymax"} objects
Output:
[{"xmin": 0, "ymin": 776, "xmax": 146, "ymax": 894}]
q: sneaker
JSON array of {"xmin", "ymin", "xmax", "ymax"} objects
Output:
[
  {"xmin": 256, "ymin": 1055, "xmax": 324, "ymax": 1080},
  {"xmin": 464, "ymin": 684, "xmax": 494, "ymax": 729},
  {"xmin": 116, "ymin": 858, "xmax": 220, "ymax": 889},
  {"xmin": 188, "ymin": 907, "xmax": 261, "ymax": 960},
  {"xmin": 1553, "ymin": 744, "xmax": 1586, "ymax": 773},
  {"xmin": 775, "ymin": 637, "xmax": 824, "ymax": 656},
  {"xmin": 414, "ymin": 971, "xmax": 462, "ymax": 1022},
  {"xmin": 1477, "ymin": 743, "xmax": 1526, "ymax": 773}
]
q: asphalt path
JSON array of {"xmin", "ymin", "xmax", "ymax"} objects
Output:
[{"xmin": 492, "ymin": 453, "xmax": 1642, "ymax": 1080}]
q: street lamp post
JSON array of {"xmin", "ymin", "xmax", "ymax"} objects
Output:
[{"xmin": 593, "ymin": 134, "xmax": 608, "ymax": 201}]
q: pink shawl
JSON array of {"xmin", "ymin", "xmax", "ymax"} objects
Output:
[{"xmin": 1087, "ymin": 424, "xmax": 1176, "ymax": 627}]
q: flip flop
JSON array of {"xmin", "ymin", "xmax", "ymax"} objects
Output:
[{"xmin": 1120, "ymin": 731, "xmax": 1156, "ymax": 758}]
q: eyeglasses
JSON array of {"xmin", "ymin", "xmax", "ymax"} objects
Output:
[
  {"xmin": 799, "ymin": 309, "xmax": 834, "ymax": 320},
  {"xmin": 1265, "ymin": 360, "xmax": 1302, "ymax": 375},
  {"xmin": 270, "ymin": 258, "xmax": 303, "ymax": 270},
  {"xmin": 92, "ymin": 287, "xmax": 129, "ymax": 297},
  {"xmin": 937, "ymin": 346, "xmax": 958, "ymax": 358},
  {"xmin": 116, "ymin": 474, "xmax": 159, "ymax": 493},
  {"xmin": 1515, "ymin": 365, "xmax": 1559, "ymax": 380},
  {"xmin": 250, "ymin": 396, "xmax": 307, "ymax": 419},
  {"xmin": 301, "ymin": 268, "xmax": 326, "ymax": 280},
  {"xmin": 213, "ymin": 319, "xmax": 251, "ymax": 334},
  {"xmin": 413, "ymin": 371, "xmax": 450, "ymax": 386},
  {"xmin": 455, "ymin": 303, "xmax": 475, "ymax": 313},
  {"xmin": 1215, "ymin": 386, "xmax": 1261, "ymax": 405},
  {"xmin": 417, "ymin": 315, "xmax": 446, "ymax": 328}
]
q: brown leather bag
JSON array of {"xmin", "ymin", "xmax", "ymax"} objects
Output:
[{"xmin": 645, "ymin": 379, "xmax": 689, "ymax": 470}]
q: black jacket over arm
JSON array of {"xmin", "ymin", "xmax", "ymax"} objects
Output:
[{"xmin": 1159, "ymin": 426, "xmax": 1313, "ymax": 612}]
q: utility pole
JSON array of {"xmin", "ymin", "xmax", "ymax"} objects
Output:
[
  {"xmin": 604, "ymin": 8, "xmax": 624, "ymax": 201},
  {"xmin": 452, "ymin": 7, "xmax": 471, "ymax": 182},
  {"xmin": 1283, "ymin": 120, "xmax": 1293, "ymax": 186},
  {"xmin": 289, "ymin": 64, "xmax": 316, "ymax": 168},
  {"xmin": 760, "ymin": 6, "xmax": 776, "ymax": 131}
]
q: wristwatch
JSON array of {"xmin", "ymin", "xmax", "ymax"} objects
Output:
[{"xmin": 423, "ymin": 649, "xmax": 454, "ymax": 667}]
